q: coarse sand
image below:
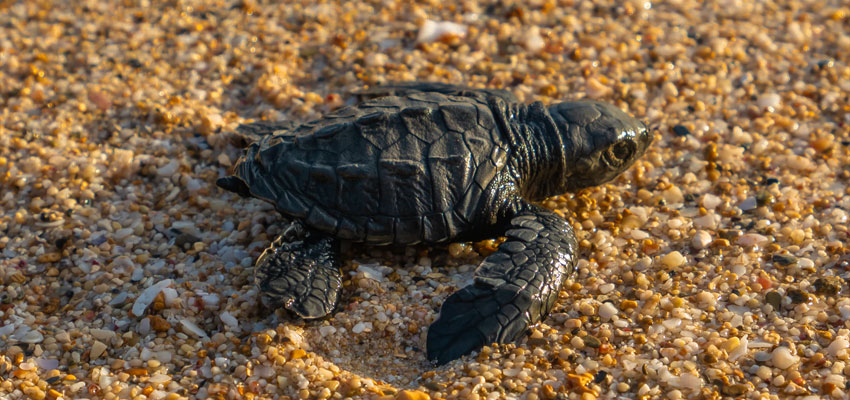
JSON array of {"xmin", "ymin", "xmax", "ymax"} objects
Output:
[{"xmin": 2, "ymin": 0, "xmax": 850, "ymax": 399}]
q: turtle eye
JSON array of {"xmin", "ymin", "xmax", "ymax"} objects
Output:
[{"xmin": 604, "ymin": 141, "xmax": 633, "ymax": 167}]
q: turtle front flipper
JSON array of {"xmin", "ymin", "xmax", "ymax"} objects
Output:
[
  {"xmin": 255, "ymin": 221, "xmax": 343, "ymax": 319},
  {"xmin": 427, "ymin": 205, "xmax": 578, "ymax": 365}
]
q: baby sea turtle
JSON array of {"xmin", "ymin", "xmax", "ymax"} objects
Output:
[{"xmin": 217, "ymin": 82, "xmax": 652, "ymax": 365}]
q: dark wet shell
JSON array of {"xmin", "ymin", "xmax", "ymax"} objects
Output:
[{"xmin": 232, "ymin": 92, "xmax": 511, "ymax": 245}]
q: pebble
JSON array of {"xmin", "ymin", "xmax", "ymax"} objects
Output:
[
  {"xmin": 692, "ymin": 231, "xmax": 712, "ymax": 249},
  {"xmin": 598, "ymin": 302, "xmax": 618, "ymax": 320},
  {"xmin": 91, "ymin": 341, "xmax": 107, "ymax": 359},
  {"xmin": 416, "ymin": 20, "xmax": 466, "ymax": 43},
  {"xmin": 522, "ymin": 27, "xmax": 545, "ymax": 53},
  {"xmin": 396, "ymin": 390, "xmax": 431, "ymax": 400},
  {"xmin": 319, "ymin": 326, "xmax": 337, "ymax": 337},
  {"xmin": 757, "ymin": 93, "xmax": 782, "ymax": 111},
  {"xmin": 765, "ymin": 291, "xmax": 783, "ymax": 311},
  {"xmin": 90, "ymin": 329, "xmax": 115, "ymax": 342},
  {"xmin": 660, "ymin": 251, "xmax": 685, "ymax": 268},
  {"xmin": 738, "ymin": 197, "xmax": 757, "ymax": 211},
  {"xmin": 156, "ymin": 160, "xmax": 179, "ymax": 177},
  {"xmin": 672, "ymin": 125, "xmax": 691, "ymax": 137},
  {"xmin": 352, "ymin": 322, "xmax": 372, "ymax": 334},
  {"xmin": 700, "ymin": 194, "xmax": 722, "ymax": 209},
  {"xmin": 728, "ymin": 337, "xmax": 748, "ymax": 361},
  {"xmin": 356, "ymin": 264, "xmax": 385, "ymax": 282},
  {"xmin": 180, "ymin": 319, "xmax": 208, "ymax": 338},
  {"xmin": 772, "ymin": 254, "xmax": 797, "ymax": 266},
  {"xmin": 35, "ymin": 358, "xmax": 59, "ymax": 371},
  {"xmin": 827, "ymin": 337, "xmax": 849, "ymax": 357},
  {"xmin": 21, "ymin": 330, "xmax": 44, "ymax": 344},
  {"xmin": 132, "ymin": 279, "xmax": 173, "ymax": 317},
  {"xmin": 149, "ymin": 374, "xmax": 171, "ymax": 384},
  {"xmin": 772, "ymin": 347, "xmax": 799, "ymax": 369},
  {"xmin": 736, "ymin": 233, "xmax": 769, "ymax": 248},
  {"xmin": 220, "ymin": 311, "xmax": 239, "ymax": 330},
  {"xmin": 585, "ymin": 77, "xmax": 612, "ymax": 99},
  {"xmin": 662, "ymin": 318, "xmax": 682, "ymax": 331}
]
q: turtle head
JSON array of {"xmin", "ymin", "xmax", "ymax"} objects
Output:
[{"xmin": 549, "ymin": 100, "xmax": 652, "ymax": 192}]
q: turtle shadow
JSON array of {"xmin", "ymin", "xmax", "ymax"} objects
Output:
[{"xmin": 289, "ymin": 243, "xmax": 477, "ymax": 386}]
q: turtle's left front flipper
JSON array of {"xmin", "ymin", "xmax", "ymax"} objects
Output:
[
  {"xmin": 255, "ymin": 221, "xmax": 343, "ymax": 319},
  {"xmin": 427, "ymin": 205, "xmax": 578, "ymax": 365}
]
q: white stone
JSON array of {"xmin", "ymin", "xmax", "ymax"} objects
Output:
[
  {"xmin": 149, "ymin": 374, "xmax": 171, "ymax": 384},
  {"xmin": 598, "ymin": 302, "xmax": 618, "ymax": 320},
  {"xmin": 162, "ymin": 287, "xmax": 179, "ymax": 306},
  {"xmin": 156, "ymin": 160, "xmax": 179, "ymax": 177},
  {"xmin": 21, "ymin": 330, "xmax": 44, "ymax": 344},
  {"xmin": 522, "ymin": 27, "xmax": 545, "ymax": 52},
  {"xmin": 662, "ymin": 318, "xmax": 682, "ymax": 331},
  {"xmin": 356, "ymin": 264, "xmax": 384, "ymax": 281},
  {"xmin": 91, "ymin": 340, "xmax": 108, "ymax": 359},
  {"xmin": 35, "ymin": 358, "xmax": 59, "ymax": 371},
  {"xmin": 660, "ymin": 251, "xmax": 686, "ymax": 268},
  {"xmin": 132, "ymin": 279, "xmax": 172, "ymax": 317},
  {"xmin": 155, "ymin": 351, "xmax": 172, "ymax": 363},
  {"xmin": 254, "ymin": 365, "xmax": 275, "ymax": 378},
  {"xmin": 90, "ymin": 329, "xmax": 115, "ymax": 342},
  {"xmin": 692, "ymin": 231, "xmax": 712, "ymax": 249},
  {"xmin": 739, "ymin": 197, "xmax": 757, "ymax": 211},
  {"xmin": 756, "ymin": 365, "xmax": 772, "ymax": 380},
  {"xmin": 675, "ymin": 373, "xmax": 702, "ymax": 390},
  {"xmin": 319, "ymin": 326, "xmax": 337, "ymax": 337},
  {"xmin": 827, "ymin": 337, "xmax": 849, "ymax": 357},
  {"xmin": 220, "ymin": 311, "xmax": 239, "ymax": 330},
  {"xmin": 416, "ymin": 20, "xmax": 467, "ymax": 43},
  {"xmin": 693, "ymin": 214, "xmax": 718, "ymax": 229},
  {"xmin": 729, "ymin": 337, "xmax": 748, "ymax": 361},
  {"xmin": 201, "ymin": 293, "xmax": 219, "ymax": 310},
  {"xmin": 351, "ymin": 322, "xmax": 372, "ymax": 334},
  {"xmin": 180, "ymin": 319, "xmax": 208, "ymax": 338},
  {"xmin": 771, "ymin": 347, "xmax": 799, "ymax": 369},
  {"xmin": 757, "ymin": 93, "xmax": 781, "ymax": 111},
  {"xmin": 0, "ymin": 323, "xmax": 15, "ymax": 337},
  {"xmin": 737, "ymin": 233, "xmax": 768, "ymax": 248},
  {"xmin": 797, "ymin": 258, "xmax": 814, "ymax": 269},
  {"xmin": 700, "ymin": 194, "xmax": 722, "ymax": 209},
  {"xmin": 630, "ymin": 229, "xmax": 649, "ymax": 240}
]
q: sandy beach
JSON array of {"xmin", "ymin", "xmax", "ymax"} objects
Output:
[{"xmin": 2, "ymin": 0, "xmax": 850, "ymax": 398}]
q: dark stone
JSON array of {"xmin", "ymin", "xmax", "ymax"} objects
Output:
[
  {"xmin": 593, "ymin": 370, "xmax": 608, "ymax": 383},
  {"xmin": 581, "ymin": 335, "xmax": 601, "ymax": 348},
  {"xmin": 772, "ymin": 254, "xmax": 797, "ymax": 266},
  {"xmin": 765, "ymin": 291, "xmax": 782, "ymax": 311},
  {"xmin": 813, "ymin": 277, "xmax": 843, "ymax": 297},
  {"xmin": 672, "ymin": 125, "xmax": 691, "ymax": 136},
  {"xmin": 787, "ymin": 288, "xmax": 812, "ymax": 304},
  {"xmin": 721, "ymin": 383, "xmax": 749, "ymax": 396}
]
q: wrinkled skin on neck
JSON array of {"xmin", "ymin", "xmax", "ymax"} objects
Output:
[{"xmin": 502, "ymin": 100, "xmax": 651, "ymax": 201}]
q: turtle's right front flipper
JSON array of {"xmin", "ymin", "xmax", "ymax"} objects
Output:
[
  {"xmin": 426, "ymin": 205, "xmax": 578, "ymax": 365},
  {"xmin": 255, "ymin": 221, "xmax": 343, "ymax": 319}
]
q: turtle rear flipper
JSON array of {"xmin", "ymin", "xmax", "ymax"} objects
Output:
[
  {"xmin": 237, "ymin": 120, "xmax": 299, "ymax": 138},
  {"xmin": 354, "ymin": 81, "xmax": 519, "ymax": 103},
  {"xmin": 255, "ymin": 221, "xmax": 343, "ymax": 319},
  {"xmin": 426, "ymin": 204, "xmax": 577, "ymax": 365},
  {"xmin": 216, "ymin": 176, "xmax": 251, "ymax": 197},
  {"xmin": 222, "ymin": 121, "xmax": 301, "ymax": 149}
]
